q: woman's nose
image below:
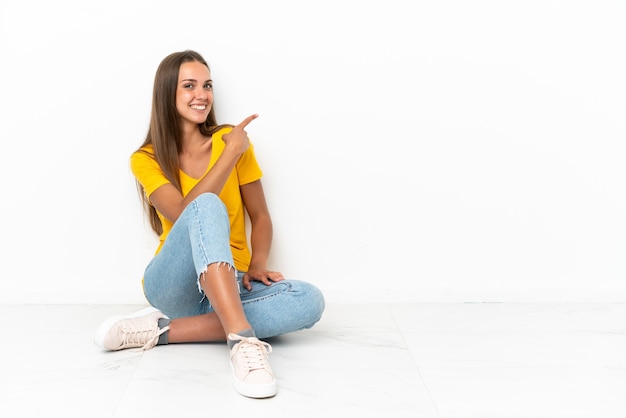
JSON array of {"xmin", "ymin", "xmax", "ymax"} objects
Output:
[{"xmin": 195, "ymin": 87, "xmax": 207, "ymax": 99}]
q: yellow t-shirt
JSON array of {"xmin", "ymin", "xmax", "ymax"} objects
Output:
[{"xmin": 130, "ymin": 126, "xmax": 263, "ymax": 271}]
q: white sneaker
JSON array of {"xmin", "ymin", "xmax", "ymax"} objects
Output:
[
  {"xmin": 228, "ymin": 333, "xmax": 277, "ymax": 398},
  {"xmin": 94, "ymin": 307, "xmax": 169, "ymax": 351}
]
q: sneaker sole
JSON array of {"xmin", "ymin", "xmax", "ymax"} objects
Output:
[
  {"xmin": 230, "ymin": 363, "xmax": 277, "ymax": 399},
  {"xmin": 94, "ymin": 306, "xmax": 163, "ymax": 350}
]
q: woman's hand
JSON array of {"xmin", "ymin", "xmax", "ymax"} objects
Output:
[
  {"xmin": 242, "ymin": 267, "xmax": 285, "ymax": 291},
  {"xmin": 222, "ymin": 114, "xmax": 258, "ymax": 155}
]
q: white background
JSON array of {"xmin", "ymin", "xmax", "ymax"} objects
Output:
[{"xmin": 0, "ymin": 0, "xmax": 624, "ymax": 304}]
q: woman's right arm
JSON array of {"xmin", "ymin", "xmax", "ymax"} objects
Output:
[{"xmin": 149, "ymin": 114, "xmax": 257, "ymax": 224}]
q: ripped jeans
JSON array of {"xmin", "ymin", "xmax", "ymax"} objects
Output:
[{"xmin": 142, "ymin": 193, "xmax": 325, "ymax": 339}]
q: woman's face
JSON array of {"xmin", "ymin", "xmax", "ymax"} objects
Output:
[{"xmin": 176, "ymin": 61, "xmax": 213, "ymax": 127}]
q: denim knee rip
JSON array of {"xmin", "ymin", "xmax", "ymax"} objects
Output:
[{"xmin": 197, "ymin": 261, "xmax": 239, "ymax": 306}]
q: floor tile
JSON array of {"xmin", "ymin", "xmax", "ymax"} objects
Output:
[
  {"xmin": 419, "ymin": 366, "xmax": 626, "ymax": 418},
  {"xmin": 1, "ymin": 302, "xmax": 624, "ymax": 418}
]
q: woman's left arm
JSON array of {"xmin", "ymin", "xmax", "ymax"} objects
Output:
[{"xmin": 240, "ymin": 180, "xmax": 285, "ymax": 290}]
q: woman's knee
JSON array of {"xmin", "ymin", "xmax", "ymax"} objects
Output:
[
  {"xmin": 289, "ymin": 280, "xmax": 326, "ymax": 326},
  {"xmin": 192, "ymin": 193, "xmax": 227, "ymax": 214},
  {"xmin": 243, "ymin": 279, "xmax": 325, "ymax": 337},
  {"xmin": 194, "ymin": 192, "xmax": 219, "ymax": 205}
]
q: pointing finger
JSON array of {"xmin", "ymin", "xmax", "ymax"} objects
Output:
[{"xmin": 237, "ymin": 113, "xmax": 258, "ymax": 129}]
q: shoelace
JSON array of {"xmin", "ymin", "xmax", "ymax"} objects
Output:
[
  {"xmin": 121, "ymin": 324, "xmax": 170, "ymax": 350},
  {"xmin": 229, "ymin": 334, "xmax": 272, "ymax": 371}
]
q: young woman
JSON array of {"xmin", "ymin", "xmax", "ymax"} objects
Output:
[{"xmin": 94, "ymin": 50, "xmax": 325, "ymax": 399}]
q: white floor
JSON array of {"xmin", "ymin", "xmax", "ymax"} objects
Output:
[{"xmin": 1, "ymin": 302, "xmax": 625, "ymax": 417}]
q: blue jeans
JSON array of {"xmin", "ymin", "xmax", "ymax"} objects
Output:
[{"xmin": 142, "ymin": 193, "xmax": 325, "ymax": 339}]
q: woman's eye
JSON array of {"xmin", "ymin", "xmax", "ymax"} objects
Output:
[
  {"xmin": 204, "ymin": 83, "xmax": 213, "ymax": 90},
  {"xmin": 184, "ymin": 83, "xmax": 194, "ymax": 89}
]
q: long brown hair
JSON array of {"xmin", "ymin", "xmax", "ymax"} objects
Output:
[{"xmin": 134, "ymin": 50, "xmax": 230, "ymax": 235}]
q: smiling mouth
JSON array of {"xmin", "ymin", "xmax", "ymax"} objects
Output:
[{"xmin": 190, "ymin": 104, "xmax": 207, "ymax": 110}]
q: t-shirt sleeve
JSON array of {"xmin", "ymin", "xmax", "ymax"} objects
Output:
[
  {"xmin": 130, "ymin": 149, "xmax": 171, "ymax": 201},
  {"xmin": 236, "ymin": 142, "xmax": 263, "ymax": 185}
]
